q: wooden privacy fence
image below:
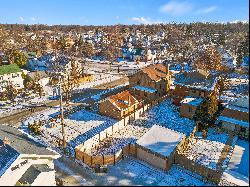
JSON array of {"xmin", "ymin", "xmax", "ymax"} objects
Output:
[
  {"xmin": 75, "ymin": 143, "xmax": 136, "ymax": 168},
  {"xmin": 174, "ymin": 153, "xmax": 223, "ymax": 184}
]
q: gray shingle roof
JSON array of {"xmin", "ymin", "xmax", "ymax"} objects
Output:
[
  {"xmin": 0, "ymin": 125, "xmax": 57, "ymax": 156},
  {"xmin": 0, "ymin": 139, "xmax": 19, "ymax": 177}
]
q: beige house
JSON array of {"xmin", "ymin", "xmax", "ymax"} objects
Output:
[
  {"xmin": 136, "ymin": 125, "xmax": 186, "ymax": 171},
  {"xmin": 216, "ymin": 97, "xmax": 249, "ymax": 139},
  {"xmin": 99, "ymin": 90, "xmax": 139, "ymax": 120},
  {"xmin": 129, "ymin": 63, "xmax": 171, "ymax": 103},
  {"xmin": 180, "ymin": 97, "xmax": 204, "ymax": 119}
]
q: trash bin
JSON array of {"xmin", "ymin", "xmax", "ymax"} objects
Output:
[{"xmin": 95, "ymin": 164, "xmax": 100, "ymax": 173}]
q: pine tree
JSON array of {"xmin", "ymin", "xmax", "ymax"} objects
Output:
[{"xmin": 193, "ymin": 94, "xmax": 218, "ymax": 131}]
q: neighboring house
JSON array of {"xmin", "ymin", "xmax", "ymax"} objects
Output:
[
  {"xmin": 216, "ymin": 97, "xmax": 249, "ymax": 140},
  {"xmin": 173, "ymin": 69, "xmax": 219, "ymax": 106},
  {"xmin": 0, "ymin": 125, "xmax": 59, "ymax": 186},
  {"xmin": 99, "ymin": 90, "xmax": 139, "ymax": 120},
  {"xmin": 0, "ymin": 64, "xmax": 27, "ymax": 93},
  {"xmin": 217, "ymin": 47, "xmax": 236, "ymax": 69},
  {"xmin": 240, "ymin": 55, "xmax": 249, "ymax": 73},
  {"xmin": 136, "ymin": 125, "xmax": 186, "ymax": 171},
  {"xmin": 129, "ymin": 63, "xmax": 171, "ymax": 103},
  {"xmin": 26, "ymin": 54, "xmax": 50, "ymax": 72},
  {"xmin": 26, "ymin": 71, "xmax": 49, "ymax": 89},
  {"xmin": 180, "ymin": 96, "xmax": 204, "ymax": 119}
]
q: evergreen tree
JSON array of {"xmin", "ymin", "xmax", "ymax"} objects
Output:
[{"xmin": 193, "ymin": 94, "xmax": 218, "ymax": 131}]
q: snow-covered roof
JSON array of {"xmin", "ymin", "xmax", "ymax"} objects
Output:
[
  {"xmin": 226, "ymin": 97, "xmax": 249, "ymax": 113},
  {"xmin": 174, "ymin": 70, "xmax": 218, "ymax": 91},
  {"xmin": 180, "ymin": 96, "xmax": 203, "ymax": 106},
  {"xmin": 133, "ymin": 85, "xmax": 157, "ymax": 93},
  {"xmin": 217, "ymin": 116, "xmax": 249, "ymax": 128},
  {"xmin": 136, "ymin": 125, "xmax": 185, "ymax": 157}
]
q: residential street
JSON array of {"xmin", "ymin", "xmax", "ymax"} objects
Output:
[{"xmin": 0, "ymin": 77, "xmax": 128, "ymax": 126}]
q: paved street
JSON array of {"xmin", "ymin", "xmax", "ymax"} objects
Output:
[{"xmin": 0, "ymin": 77, "xmax": 128, "ymax": 126}]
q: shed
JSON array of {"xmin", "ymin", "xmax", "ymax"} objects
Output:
[{"xmin": 136, "ymin": 125, "xmax": 186, "ymax": 171}]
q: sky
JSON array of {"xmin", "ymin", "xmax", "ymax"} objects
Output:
[{"xmin": 0, "ymin": 0, "xmax": 249, "ymax": 25}]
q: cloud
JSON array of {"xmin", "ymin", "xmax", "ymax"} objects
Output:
[
  {"xmin": 30, "ymin": 17, "xmax": 37, "ymax": 21},
  {"xmin": 19, "ymin": 17, "xmax": 24, "ymax": 22},
  {"xmin": 196, "ymin": 6, "xmax": 217, "ymax": 14},
  {"xmin": 159, "ymin": 1, "xmax": 193, "ymax": 15},
  {"xmin": 131, "ymin": 17, "xmax": 164, "ymax": 24}
]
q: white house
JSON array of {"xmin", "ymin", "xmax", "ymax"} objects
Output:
[{"xmin": 0, "ymin": 64, "xmax": 27, "ymax": 93}]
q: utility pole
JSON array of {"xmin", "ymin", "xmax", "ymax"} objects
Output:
[{"xmin": 59, "ymin": 75, "xmax": 67, "ymax": 154}]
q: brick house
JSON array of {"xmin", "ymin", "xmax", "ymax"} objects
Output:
[
  {"xmin": 173, "ymin": 69, "xmax": 219, "ymax": 106},
  {"xmin": 216, "ymin": 97, "xmax": 249, "ymax": 140},
  {"xmin": 128, "ymin": 63, "xmax": 171, "ymax": 103},
  {"xmin": 98, "ymin": 90, "xmax": 140, "ymax": 120}
]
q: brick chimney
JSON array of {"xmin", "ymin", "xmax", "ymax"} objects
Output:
[{"xmin": 3, "ymin": 137, "xmax": 10, "ymax": 146}]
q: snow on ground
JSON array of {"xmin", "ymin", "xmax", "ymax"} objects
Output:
[
  {"xmin": 0, "ymin": 94, "xmax": 51, "ymax": 118},
  {"xmin": 95, "ymin": 157, "xmax": 213, "ymax": 186},
  {"xmin": 88, "ymin": 99, "xmax": 195, "ymax": 155},
  {"xmin": 87, "ymin": 121, "xmax": 149, "ymax": 155},
  {"xmin": 20, "ymin": 108, "xmax": 117, "ymax": 156},
  {"xmin": 219, "ymin": 139, "xmax": 249, "ymax": 186},
  {"xmin": 183, "ymin": 128, "xmax": 229, "ymax": 170},
  {"xmin": 144, "ymin": 99, "xmax": 195, "ymax": 136}
]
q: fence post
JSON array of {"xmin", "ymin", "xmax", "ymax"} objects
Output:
[
  {"xmin": 122, "ymin": 148, "xmax": 124, "ymax": 159},
  {"xmin": 90, "ymin": 156, "xmax": 93, "ymax": 167},
  {"xmin": 129, "ymin": 143, "xmax": 130, "ymax": 155},
  {"xmin": 113, "ymin": 153, "xmax": 116, "ymax": 165},
  {"xmin": 103, "ymin": 155, "xmax": 105, "ymax": 165},
  {"xmin": 134, "ymin": 105, "xmax": 136, "ymax": 119},
  {"xmin": 82, "ymin": 152, "xmax": 85, "ymax": 163}
]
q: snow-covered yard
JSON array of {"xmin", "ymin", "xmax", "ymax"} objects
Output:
[
  {"xmin": 20, "ymin": 108, "xmax": 117, "ymax": 156},
  {"xmin": 0, "ymin": 93, "xmax": 51, "ymax": 118},
  {"xmin": 87, "ymin": 99, "xmax": 195, "ymax": 155},
  {"xmin": 183, "ymin": 128, "xmax": 229, "ymax": 170},
  {"xmin": 95, "ymin": 157, "xmax": 213, "ymax": 186}
]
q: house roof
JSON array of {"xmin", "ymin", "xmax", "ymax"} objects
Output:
[
  {"xmin": 216, "ymin": 116, "xmax": 249, "ymax": 128},
  {"xmin": 132, "ymin": 85, "xmax": 157, "ymax": 93},
  {"xmin": 0, "ymin": 125, "xmax": 58, "ymax": 156},
  {"xmin": 18, "ymin": 164, "xmax": 53, "ymax": 185},
  {"xmin": 0, "ymin": 139, "xmax": 20, "ymax": 177},
  {"xmin": 180, "ymin": 96, "xmax": 203, "ymax": 106},
  {"xmin": 0, "ymin": 64, "xmax": 21, "ymax": 75},
  {"xmin": 136, "ymin": 125, "xmax": 185, "ymax": 157},
  {"xmin": 108, "ymin": 90, "xmax": 138, "ymax": 110},
  {"xmin": 141, "ymin": 63, "xmax": 169, "ymax": 82},
  {"xmin": 227, "ymin": 97, "xmax": 249, "ymax": 113},
  {"xmin": 27, "ymin": 71, "xmax": 48, "ymax": 80},
  {"xmin": 174, "ymin": 69, "xmax": 218, "ymax": 91}
]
